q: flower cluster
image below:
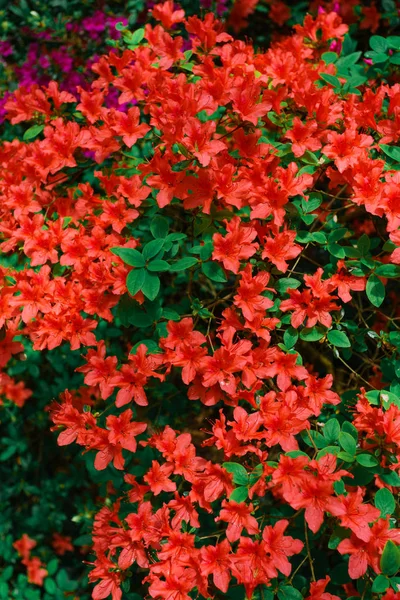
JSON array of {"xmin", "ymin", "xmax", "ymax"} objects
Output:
[{"xmin": 1, "ymin": 2, "xmax": 400, "ymax": 600}]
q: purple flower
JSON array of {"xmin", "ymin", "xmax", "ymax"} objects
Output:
[{"xmin": 0, "ymin": 41, "xmax": 13, "ymax": 57}]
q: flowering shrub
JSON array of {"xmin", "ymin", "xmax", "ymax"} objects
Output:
[{"xmin": 2, "ymin": 1, "xmax": 400, "ymax": 600}]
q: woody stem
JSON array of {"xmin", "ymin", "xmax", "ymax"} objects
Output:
[{"xmin": 304, "ymin": 518, "xmax": 316, "ymax": 582}]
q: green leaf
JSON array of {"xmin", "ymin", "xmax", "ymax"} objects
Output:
[
  {"xmin": 375, "ymin": 488, "xmax": 396, "ymax": 517},
  {"xmin": 302, "ymin": 193, "xmax": 322, "ymax": 213},
  {"xmin": 381, "ymin": 471, "xmax": 400, "ymax": 486},
  {"xmin": 371, "ymin": 575, "xmax": 389, "ymax": 594},
  {"xmin": 23, "ymin": 124, "xmax": 44, "ymax": 141},
  {"xmin": 366, "ymin": 274, "xmax": 385, "ymax": 307},
  {"xmin": 276, "ymin": 278, "xmax": 301, "ymax": 293},
  {"xmin": 0, "ymin": 566, "xmax": 13, "ymax": 582},
  {"xmin": 150, "ymin": 216, "xmax": 169, "ymax": 239},
  {"xmin": 342, "ymin": 421, "xmax": 358, "ymax": 440},
  {"xmin": 339, "ymin": 432, "xmax": 357, "ymax": 455},
  {"xmin": 143, "ymin": 239, "xmax": 165, "ymax": 260},
  {"xmin": 165, "ymin": 233, "xmax": 187, "ymax": 242},
  {"xmin": 322, "ymin": 51, "xmax": 338, "ymax": 64},
  {"xmin": 44, "ymin": 579, "xmax": 57, "ymax": 595},
  {"xmin": 163, "ymin": 308, "xmax": 180, "ymax": 321},
  {"xmin": 229, "ymin": 486, "xmax": 248, "ymax": 502},
  {"xmin": 277, "ymin": 585, "xmax": 303, "ymax": 600},
  {"xmin": 375, "ymin": 264, "xmax": 400, "ymax": 278},
  {"xmin": 283, "ymin": 327, "xmax": 298, "ymax": 349},
  {"xmin": 333, "ymin": 479, "xmax": 346, "ymax": 495},
  {"xmin": 327, "ymin": 330, "xmax": 351, "ymax": 348},
  {"xmin": 170, "ymin": 257, "xmax": 198, "ymax": 272},
  {"xmin": 223, "ymin": 462, "xmax": 249, "ymax": 486},
  {"xmin": 337, "ymin": 451, "xmax": 355, "ymax": 463},
  {"xmin": 320, "ymin": 73, "xmax": 341, "ymax": 88},
  {"xmin": 380, "ymin": 391, "xmax": 400, "ymax": 409},
  {"xmin": 387, "ymin": 36, "xmax": 400, "ymax": 50},
  {"xmin": 299, "ymin": 327, "xmax": 325, "ymax": 342},
  {"xmin": 370, "ymin": 35, "xmax": 388, "ymax": 52},
  {"xmin": 301, "ymin": 150, "xmax": 319, "ymax": 165},
  {"xmin": 111, "ymin": 247, "xmax": 145, "ymax": 267},
  {"xmin": 329, "ymin": 228, "xmax": 348, "ymax": 242},
  {"xmin": 336, "ymin": 51, "xmax": 362, "ymax": 68},
  {"xmin": 202, "ymin": 261, "xmax": 227, "ymax": 283},
  {"xmin": 248, "ymin": 464, "xmax": 263, "ymax": 486},
  {"xmin": 380, "ymin": 144, "xmax": 400, "ymax": 162},
  {"xmin": 130, "ymin": 339, "xmax": 161, "ymax": 355},
  {"xmin": 381, "ymin": 541, "xmax": 400, "ymax": 576},
  {"xmin": 126, "ymin": 268, "xmax": 146, "ymax": 296},
  {"xmin": 46, "ymin": 559, "xmax": 58, "ymax": 576},
  {"xmin": 357, "ymin": 234, "xmax": 370, "ymax": 255},
  {"xmin": 129, "ymin": 27, "xmax": 145, "ymax": 45},
  {"xmin": 356, "ymin": 454, "xmax": 379, "ymax": 467},
  {"xmin": 147, "ymin": 260, "xmax": 170, "ymax": 272},
  {"xmin": 323, "ymin": 419, "xmax": 340, "ymax": 443},
  {"xmin": 327, "ymin": 242, "xmax": 345, "ymax": 258},
  {"xmin": 199, "ymin": 242, "xmax": 213, "ymax": 261},
  {"xmin": 141, "ymin": 271, "xmax": 160, "ymax": 301}
]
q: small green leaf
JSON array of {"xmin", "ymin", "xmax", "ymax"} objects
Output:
[
  {"xmin": 341, "ymin": 421, "xmax": 358, "ymax": 440},
  {"xmin": 128, "ymin": 27, "xmax": 145, "ymax": 45},
  {"xmin": 337, "ymin": 451, "xmax": 355, "ymax": 462},
  {"xmin": 202, "ymin": 261, "xmax": 227, "ymax": 283},
  {"xmin": 387, "ymin": 35, "xmax": 400, "ymax": 50},
  {"xmin": 111, "ymin": 247, "xmax": 145, "ymax": 267},
  {"xmin": 126, "ymin": 268, "xmax": 146, "ymax": 296},
  {"xmin": 320, "ymin": 73, "xmax": 341, "ymax": 88},
  {"xmin": 370, "ymin": 35, "xmax": 388, "ymax": 52},
  {"xmin": 277, "ymin": 585, "xmax": 303, "ymax": 600},
  {"xmin": 375, "ymin": 488, "xmax": 396, "ymax": 517},
  {"xmin": 381, "ymin": 541, "xmax": 400, "ymax": 576},
  {"xmin": 150, "ymin": 216, "xmax": 169, "ymax": 239},
  {"xmin": 299, "ymin": 327, "xmax": 325, "ymax": 342},
  {"xmin": 322, "ymin": 51, "xmax": 338, "ymax": 64},
  {"xmin": 300, "ymin": 150, "xmax": 319, "ymax": 165},
  {"xmin": 302, "ymin": 193, "xmax": 322, "ymax": 213},
  {"xmin": 323, "ymin": 419, "xmax": 340, "ymax": 443},
  {"xmin": 339, "ymin": 432, "xmax": 357, "ymax": 455},
  {"xmin": 141, "ymin": 271, "xmax": 160, "ymax": 301},
  {"xmin": 143, "ymin": 239, "xmax": 165, "ymax": 260},
  {"xmin": 248, "ymin": 464, "xmax": 263, "ymax": 486},
  {"xmin": 327, "ymin": 330, "xmax": 351, "ymax": 348},
  {"xmin": 115, "ymin": 21, "xmax": 127, "ymax": 30},
  {"xmin": 366, "ymin": 274, "xmax": 385, "ymax": 307},
  {"xmin": 371, "ymin": 575, "xmax": 389, "ymax": 594},
  {"xmin": 357, "ymin": 234, "xmax": 370, "ymax": 255},
  {"xmin": 0, "ymin": 582, "xmax": 8, "ymax": 599},
  {"xmin": 375, "ymin": 264, "xmax": 400, "ymax": 278},
  {"xmin": 380, "ymin": 144, "xmax": 400, "ymax": 162},
  {"xmin": 276, "ymin": 278, "xmax": 301, "ymax": 293},
  {"xmin": 380, "ymin": 391, "xmax": 400, "ymax": 409},
  {"xmin": 46, "ymin": 559, "xmax": 58, "ymax": 576},
  {"xmin": 170, "ymin": 257, "xmax": 198, "ymax": 272},
  {"xmin": 283, "ymin": 327, "xmax": 298, "ymax": 349},
  {"xmin": 223, "ymin": 462, "xmax": 249, "ymax": 486},
  {"xmin": 229, "ymin": 486, "xmax": 248, "ymax": 503},
  {"xmin": 163, "ymin": 308, "xmax": 180, "ymax": 321},
  {"xmin": 356, "ymin": 454, "xmax": 379, "ymax": 467},
  {"xmin": 147, "ymin": 260, "xmax": 170, "ymax": 272},
  {"xmin": 130, "ymin": 340, "xmax": 161, "ymax": 355},
  {"xmin": 44, "ymin": 579, "xmax": 57, "ymax": 595},
  {"xmin": 0, "ymin": 566, "xmax": 13, "ymax": 582},
  {"xmin": 23, "ymin": 124, "xmax": 44, "ymax": 141}
]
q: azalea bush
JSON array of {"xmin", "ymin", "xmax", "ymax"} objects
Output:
[{"xmin": 1, "ymin": 1, "xmax": 400, "ymax": 600}]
